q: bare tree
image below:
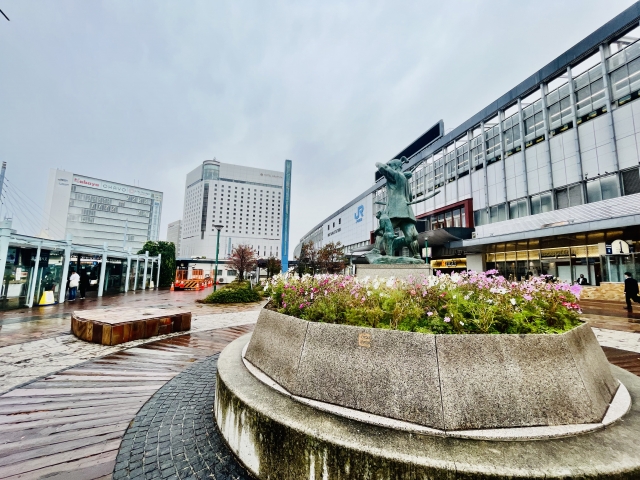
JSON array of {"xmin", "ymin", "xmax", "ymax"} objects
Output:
[{"xmin": 229, "ymin": 244, "xmax": 257, "ymax": 281}]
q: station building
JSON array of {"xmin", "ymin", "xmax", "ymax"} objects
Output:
[
  {"xmin": 179, "ymin": 160, "xmax": 284, "ymax": 262},
  {"xmin": 295, "ymin": 3, "xmax": 640, "ymax": 286}
]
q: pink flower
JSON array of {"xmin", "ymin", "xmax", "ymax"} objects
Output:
[
  {"xmin": 427, "ymin": 311, "xmax": 434, "ymax": 317},
  {"xmin": 444, "ymin": 316, "xmax": 451, "ymax": 323},
  {"xmin": 283, "ymin": 303, "xmax": 287, "ymax": 308},
  {"xmin": 410, "ymin": 290, "xmax": 416, "ymax": 296},
  {"xmin": 523, "ymin": 294, "xmax": 532, "ymax": 301}
]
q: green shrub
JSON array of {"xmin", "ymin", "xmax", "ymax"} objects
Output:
[{"xmin": 202, "ymin": 284, "xmax": 262, "ymax": 304}]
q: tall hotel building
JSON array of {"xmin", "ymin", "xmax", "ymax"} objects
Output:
[
  {"xmin": 296, "ymin": 3, "xmax": 640, "ymax": 286},
  {"xmin": 179, "ymin": 160, "xmax": 283, "ymax": 259},
  {"xmin": 42, "ymin": 169, "xmax": 163, "ymax": 252}
]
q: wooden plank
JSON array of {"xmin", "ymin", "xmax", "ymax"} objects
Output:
[
  {"xmin": 3, "ymin": 385, "xmax": 161, "ymax": 397},
  {"xmin": 0, "ymin": 416, "xmax": 129, "ymax": 443},
  {"xmin": 0, "ymin": 431, "xmax": 122, "ymax": 468},
  {"xmin": 0, "ymin": 402, "xmax": 146, "ymax": 425},
  {"xmin": 1, "ymin": 450, "xmax": 117, "ymax": 480},
  {"xmin": 0, "ymin": 397, "xmax": 147, "ymax": 415},
  {"xmin": 0, "ymin": 422, "xmax": 130, "ymax": 456},
  {"xmin": 0, "ymin": 392, "xmax": 153, "ymax": 407},
  {"xmin": 0, "ymin": 438, "xmax": 121, "ymax": 476},
  {"xmin": 0, "ymin": 406, "xmax": 140, "ymax": 433}
]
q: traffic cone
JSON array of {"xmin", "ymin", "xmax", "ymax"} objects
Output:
[{"xmin": 170, "ymin": 282, "xmax": 174, "ymax": 291}]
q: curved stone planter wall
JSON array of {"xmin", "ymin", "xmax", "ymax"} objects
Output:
[{"xmin": 244, "ymin": 309, "xmax": 619, "ymax": 431}]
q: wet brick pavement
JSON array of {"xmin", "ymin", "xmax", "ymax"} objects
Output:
[{"xmin": 113, "ymin": 354, "xmax": 251, "ymax": 480}]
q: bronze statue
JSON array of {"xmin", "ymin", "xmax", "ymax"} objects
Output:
[{"xmin": 366, "ymin": 157, "xmax": 423, "ymax": 264}]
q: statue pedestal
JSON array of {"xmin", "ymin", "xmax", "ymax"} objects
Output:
[{"xmin": 355, "ymin": 264, "xmax": 432, "ymax": 280}]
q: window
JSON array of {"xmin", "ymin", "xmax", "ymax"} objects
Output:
[
  {"xmin": 456, "ymin": 144, "xmax": 469, "ymax": 175},
  {"xmin": 202, "ymin": 163, "xmax": 219, "ymax": 180},
  {"xmin": 508, "ymin": 198, "xmax": 528, "ymax": 219},
  {"xmin": 546, "ymin": 82, "xmax": 573, "ymax": 133},
  {"xmin": 484, "ymin": 124, "xmax": 501, "ymax": 162},
  {"xmin": 474, "ymin": 209, "xmax": 487, "ymax": 227},
  {"xmin": 489, "ymin": 204, "xmax": 506, "ymax": 223},
  {"xmin": 586, "ymin": 174, "xmax": 619, "ymax": 203},
  {"xmin": 523, "ymin": 99, "xmax": 545, "ymax": 143},
  {"xmin": 445, "ymin": 150, "xmax": 456, "ymax": 181},
  {"xmin": 502, "ymin": 113, "xmax": 521, "ymax": 153},
  {"xmin": 470, "ymin": 134, "xmax": 483, "ymax": 169},
  {"xmin": 530, "ymin": 192, "xmax": 552, "ymax": 215},
  {"xmin": 609, "ymin": 41, "xmax": 640, "ymax": 101},
  {"xmin": 556, "ymin": 184, "xmax": 583, "ymax": 209},
  {"xmin": 425, "ymin": 162, "xmax": 435, "ymax": 191},
  {"xmin": 574, "ymin": 65, "xmax": 606, "ymax": 119},
  {"xmin": 622, "ymin": 168, "xmax": 640, "ymax": 195},
  {"xmin": 434, "ymin": 154, "xmax": 444, "ymax": 188}
]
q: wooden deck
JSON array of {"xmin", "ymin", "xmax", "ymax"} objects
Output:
[
  {"xmin": 602, "ymin": 346, "xmax": 640, "ymax": 377},
  {"xmin": 0, "ymin": 325, "xmax": 253, "ymax": 480}
]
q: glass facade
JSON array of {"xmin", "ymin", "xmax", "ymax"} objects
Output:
[
  {"xmin": 0, "ymin": 248, "xmax": 65, "ymax": 308},
  {"xmin": 484, "ymin": 230, "xmax": 640, "ymax": 283}
]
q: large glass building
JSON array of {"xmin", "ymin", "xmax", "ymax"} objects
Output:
[{"xmin": 296, "ymin": 3, "xmax": 640, "ymax": 286}]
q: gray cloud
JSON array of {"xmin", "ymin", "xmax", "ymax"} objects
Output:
[{"xmin": 0, "ymin": 0, "xmax": 635, "ymax": 252}]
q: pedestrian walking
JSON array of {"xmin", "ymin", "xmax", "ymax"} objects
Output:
[
  {"xmin": 68, "ymin": 270, "xmax": 80, "ymax": 301},
  {"xmin": 624, "ymin": 272, "xmax": 640, "ymax": 310},
  {"xmin": 576, "ymin": 274, "xmax": 589, "ymax": 286},
  {"xmin": 79, "ymin": 270, "xmax": 90, "ymax": 300}
]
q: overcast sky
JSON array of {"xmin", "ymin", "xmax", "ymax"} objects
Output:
[{"xmin": 0, "ymin": 0, "xmax": 636, "ymax": 254}]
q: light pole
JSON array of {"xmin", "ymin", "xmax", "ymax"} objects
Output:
[{"xmin": 213, "ymin": 224, "xmax": 224, "ymax": 292}]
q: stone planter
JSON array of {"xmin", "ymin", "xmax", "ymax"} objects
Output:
[{"xmin": 244, "ymin": 309, "xmax": 619, "ymax": 431}]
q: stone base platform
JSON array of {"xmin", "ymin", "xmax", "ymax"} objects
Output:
[
  {"xmin": 215, "ymin": 334, "xmax": 640, "ymax": 479},
  {"xmin": 355, "ymin": 263, "xmax": 431, "ymax": 280},
  {"xmin": 71, "ymin": 307, "xmax": 191, "ymax": 345}
]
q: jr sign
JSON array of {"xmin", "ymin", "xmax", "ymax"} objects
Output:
[{"xmin": 354, "ymin": 205, "xmax": 364, "ymax": 223}]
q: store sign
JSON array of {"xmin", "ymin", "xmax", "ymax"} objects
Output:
[
  {"xmin": 57, "ymin": 178, "xmax": 69, "ymax": 186},
  {"xmin": 608, "ymin": 240, "xmax": 630, "ymax": 255},
  {"xmin": 328, "ymin": 227, "xmax": 341, "ymax": 237},
  {"xmin": 430, "ymin": 258, "xmax": 467, "ymax": 269},
  {"xmin": 354, "ymin": 205, "xmax": 364, "ymax": 223},
  {"xmin": 73, "ymin": 176, "xmax": 158, "ymax": 199}
]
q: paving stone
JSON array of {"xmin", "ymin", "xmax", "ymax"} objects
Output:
[{"xmin": 113, "ymin": 354, "xmax": 252, "ymax": 479}]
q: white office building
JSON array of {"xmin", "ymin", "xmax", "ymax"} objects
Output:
[
  {"xmin": 180, "ymin": 160, "xmax": 283, "ymax": 259},
  {"xmin": 42, "ymin": 169, "xmax": 163, "ymax": 252},
  {"xmin": 166, "ymin": 220, "xmax": 182, "ymax": 254}
]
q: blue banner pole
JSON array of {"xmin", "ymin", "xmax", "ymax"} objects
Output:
[{"xmin": 281, "ymin": 160, "xmax": 292, "ymax": 273}]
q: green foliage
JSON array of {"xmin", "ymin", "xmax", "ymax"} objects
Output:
[
  {"xmin": 137, "ymin": 241, "xmax": 176, "ymax": 288},
  {"xmin": 202, "ymin": 282, "xmax": 262, "ymax": 304}
]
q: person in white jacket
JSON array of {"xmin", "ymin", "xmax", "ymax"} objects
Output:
[{"xmin": 68, "ymin": 270, "xmax": 80, "ymax": 301}]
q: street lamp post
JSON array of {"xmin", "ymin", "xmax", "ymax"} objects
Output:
[{"xmin": 213, "ymin": 225, "xmax": 224, "ymax": 292}]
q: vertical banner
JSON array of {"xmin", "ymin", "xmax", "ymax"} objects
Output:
[{"xmin": 281, "ymin": 159, "xmax": 292, "ymax": 273}]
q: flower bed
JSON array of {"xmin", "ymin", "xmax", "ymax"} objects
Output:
[{"xmin": 263, "ymin": 270, "xmax": 582, "ymax": 334}]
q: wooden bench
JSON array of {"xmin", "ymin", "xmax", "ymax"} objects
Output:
[{"xmin": 71, "ymin": 307, "xmax": 192, "ymax": 345}]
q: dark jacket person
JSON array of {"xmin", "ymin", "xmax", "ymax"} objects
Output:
[{"xmin": 624, "ymin": 272, "xmax": 640, "ymax": 310}]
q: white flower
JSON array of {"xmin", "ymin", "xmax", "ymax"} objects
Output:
[
  {"xmin": 510, "ymin": 298, "xmax": 516, "ymax": 306},
  {"xmin": 460, "ymin": 321, "xmax": 464, "ymax": 326}
]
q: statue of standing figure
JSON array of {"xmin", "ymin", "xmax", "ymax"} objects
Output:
[{"xmin": 374, "ymin": 157, "xmax": 420, "ymax": 259}]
